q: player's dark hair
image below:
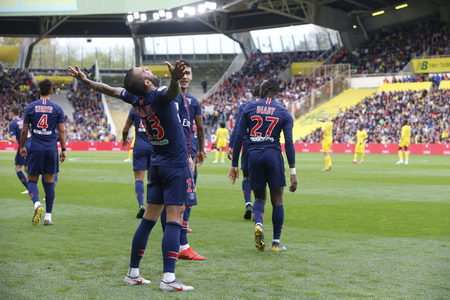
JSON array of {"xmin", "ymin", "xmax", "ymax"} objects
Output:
[
  {"xmin": 38, "ymin": 79, "xmax": 53, "ymax": 96},
  {"xmin": 402, "ymin": 120, "xmax": 408, "ymax": 126},
  {"xmin": 124, "ymin": 68, "xmax": 147, "ymax": 96},
  {"xmin": 11, "ymin": 107, "xmax": 20, "ymax": 116},
  {"xmin": 252, "ymin": 84, "xmax": 261, "ymax": 97},
  {"xmin": 179, "ymin": 59, "xmax": 192, "ymax": 70},
  {"xmin": 220, "ymin": 122, "xmax": 226, "ymax": 128},
  {"xmin": 358, "ymin": 124, "xmax": 364, "ymax": 131},
  {"xmin": 260, "ymin": 79, "xmax": 279, "ymax": 98}
]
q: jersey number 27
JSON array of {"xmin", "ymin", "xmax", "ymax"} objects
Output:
[{"xmin": 250, "ymin": 116, "xmax": 279, "ymax": 137}]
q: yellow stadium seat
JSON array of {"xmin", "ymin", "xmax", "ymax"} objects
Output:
[
  {"xmin": 378, "ymin": 82, "xmax": 432, "ymax": 92},
  {"xmin": 293, "ymin": 88, "xmax": 377, "ymax": 141},
  {"xmin": 439, "ymin": 80, "xmax": 450, "ymax": 90}
]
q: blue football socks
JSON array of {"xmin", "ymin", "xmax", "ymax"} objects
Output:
[
  {"xmin": 253, "ymin": 200, "xmax": 265, "ymax": 224},
  {"xmin": 43, "ymin": 182, "xmax": 55, "ymax": 213},
  {"xmin": 129, "ymin": 218, "xmax": 156, "ymax": 268},
  {"xmin": 16, "ymin": 171, "xmax": 28, "ymax": 188},
  {"xmin": 135, "ymin": 180, "xmax": 144, "ymax": 206},
  {"xmin": 272, "ymin": 205, "xmax": 284, "ymax": 240},
  {"xmin": 162, "ymin": 222, "xmax": 181, "ymax": 273}
]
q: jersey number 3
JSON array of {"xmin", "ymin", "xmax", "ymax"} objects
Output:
[
  {"xmin": 250, "ymin": 116, "xmax": 279, "ymax": 137},
  {"xmin": 37, "ymin": 114, "xmax": 49, "ymax": 129},
  {"xmin": 146, "ymin": 115, "xmax": 164, "ymax": 140}
]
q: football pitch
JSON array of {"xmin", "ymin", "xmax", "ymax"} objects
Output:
[{"xmin": 0, "ymin": 151, "xmax": 449, "ymax": 299}]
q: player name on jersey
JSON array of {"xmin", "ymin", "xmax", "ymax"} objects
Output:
[
  {"xmin": 35, "ymin": 106, "xmax": 53, "ymax": 113},
  {"xmin": 256, "ymin": 105, "xmax": 276, "ymax": 115}
]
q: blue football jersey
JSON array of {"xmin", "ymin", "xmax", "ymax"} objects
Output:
[
  {"xmin": 120, "ymin": 88, "xmax": 188, "ymax": 167},
  {"xmin": 9, "ymin": 118, "xmax": 31, "ymax": 146},
  {"xmin": 127, "ymin": 109, "xmax": 153, "ymax": 151},
  {"xmin": 229, "ymin": 98, "xmax": 256, "ymax": 148},
  {"xmin": 23, "ymin": 98, "xmax": 65, "ymax": 151},
  {"xmin": 186, "ymin": 94, "xmax": 202, "ymax": 155},
  {"xmin": 175, "ymin": 94, "xmax": 192, "ymax": 156},
  {"xmin": 232, "ymin": 97, "xmax": 295, "ymax": 167}
]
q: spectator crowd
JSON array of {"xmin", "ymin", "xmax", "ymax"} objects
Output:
[
  {"xmin": 66, "ymin": 67, "xmax": 112, "ymax": 141},
  {"xmin": 332, "ymin": 20, "xmax": 449, "ymax": 74},
  {"xmin": 302, "ymin": 89, "xmax": 450, "ymax": 144},
  {"xmin": 0, "ymin": 66, "xmax": 38, "ymax": 140}
]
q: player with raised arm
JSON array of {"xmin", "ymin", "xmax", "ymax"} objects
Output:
[
  {"xmin": 20, "ymin": 79, "xmax": 66, "ymax": 226},
  {"xmin": 229, "ymin": 79, "xmax": 297, "ymax": 252},
  {"xmin": 68, "ymin": 61, "xmax": 195, "ymax": 292},
  {"xmin": 8, "ymin": 107, "xmax": 31, "ymax": 194},
  {"xmin": 228, "ymin": 85, "xmax": 260, "ymax": 220},
  {"xmin": 213, "ymin": 122, "xmax": 229, "ymax": 163},
  {"xmin": 397, "ymin": 120, "xmax": 411, "ymax": 165},
  {"xmin": 122, "ymin": 109, "xmax": 153, "ymax": 218},
  {"xmin": 162, "ymin": 59, "xmax": 206, "ymax": 260},
  {"xmin": 317, "ymin": 116, "xmax": 333, "ymax": 171},
  {"xmin": 353, "ymin": 125, "xmax": 368, "ymax": 164}
]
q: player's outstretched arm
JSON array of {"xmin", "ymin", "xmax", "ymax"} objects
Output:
[
  {"xmin": 67, "ymin": 65, "xmax": 123, "ymax": 98},
  {"xmin": 122, "ymin": 118, "xmax": 133, "ymax": 148},
  {"xmin": 19, "ymin": 123, "xmax": 30, "ymax": 157},
  {"xmin": 284, "ymin": 114, "xmax": 297, "ymax": 192},
  {"xmin": 164, "ymin": 60, "xmax": 187, "ymax": 100},
  {"xmin": 57, "ymin": 122, "xmax": 67, "ymax": 163},
  {"xmin": 194, "ymin": 114, "xmax": 206, "ymax": 164}
]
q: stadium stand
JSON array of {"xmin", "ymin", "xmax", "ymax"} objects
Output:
[
  {"xmin": 0, "ymin": 67, "xmax": 38, "ymax": 139},
  {"xmin": 66, "ymin": 67, "xmax": 113, "ymax": 141},
  {"xmin": 303, "ymin": 88, "xmax": 449, "ymax": 144},
  {"xmin": 293, "ymin": 88, "xmax": 377, "ymax": 141},
  {"xmin": 331, "ymin": 20, "xmax": 450, "ymax": 74},
  {"xmin": 202, "ymin": 50, "xmax": 330, "ymax": 133}
]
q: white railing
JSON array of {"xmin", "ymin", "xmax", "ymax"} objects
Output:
[{"xmin": 95, "ymin": 60, "xmax": 117, "ymax": 137}]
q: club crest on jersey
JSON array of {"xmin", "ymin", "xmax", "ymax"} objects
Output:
[{"xmin": 256, "ymin": 106, "xmax": 276, "ymax": 115}]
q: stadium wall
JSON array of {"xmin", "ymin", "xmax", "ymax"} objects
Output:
[{"xmin": 1, "ymin": 142, "xmax": 448, "ymax": 155}]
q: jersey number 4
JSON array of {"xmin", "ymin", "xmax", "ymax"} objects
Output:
[
  {"xmin": 250, "ymin": 116, "xmax": 279, "ymax": 137},
  {"xmin": 37, "ymin": 114, "xmax": 49, "ymax": 129}
]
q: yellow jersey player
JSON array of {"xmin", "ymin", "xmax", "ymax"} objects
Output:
[
  {"xmin": 317, "ymin": 116, "xmax": 333, "ymax": 171},
  {"xmin": 353, "ymin": 125, "xmax": 368, "ymax": 164},
  {"xmin": 213, "ymin": 122, "xmax": 229, "ymax": 163},
  {"xmin": 397, "ymin": 120, "xmax": 411, "ymax": 165}
]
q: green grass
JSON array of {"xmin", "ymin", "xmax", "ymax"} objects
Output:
[{"xmin": 0, "ymin": 151, "xmax": 449, "ymax": 299}]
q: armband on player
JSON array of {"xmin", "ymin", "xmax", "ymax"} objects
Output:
[
  {"xmin": 290, "ymin": 168, "xmax": 296, "ymax": 175},
  {"xmin": 61, "ymin": 147, "xmax": 67, "ymax": 151}
]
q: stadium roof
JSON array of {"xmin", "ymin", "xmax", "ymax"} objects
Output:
[{"xmin": 0, "ymin": 0, "xmax": 445, "ymax": 37}]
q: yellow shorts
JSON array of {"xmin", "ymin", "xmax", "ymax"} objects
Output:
[
  {"xmin": 216, "ymin": 140, "xmax": 227, "ymax": 149},
  {"xmin": 355, "ymin": 143, "xmax": 365, "ymax": 154},
  {"xmin": 398, "ymin": 141, "xmax": 410, "ymax": 148},
  {"xmin": 321, "ymin": 138, "xmax": 332, "ymax": 153}
]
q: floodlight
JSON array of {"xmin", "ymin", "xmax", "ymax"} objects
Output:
[
  {"xmin": 372, "ymin": 10, "xmax": 384, "ymax": 16},
  {"xmin": 205, "ymin": 1, "xmax": 217, "ymax": 10},
  {"xmin": 127, "ymin": 14, "xmax": 134, "ymax": 23},
  {"xmin": 183, "ymin": 6, "xmax": 196, "ymax": 16},
  {"xmin": 159, "ymin": 10, "xmax": 165, "ymax": 17},
  {"xmin": 140, "ymin": 13, "xmax": 147, "ymax": 21},
  {"xmin": 166, "ymin": 11, "xmax": 173, "ymax": 19},
  {"xmin": 395, "ymin": 3, "xmax": 408, "ymax": 9},
  {"xmin": 133, "ymin": 12, "xmax": 140, "ymax": 19},
  {"xmin": 177, "ymin": 9, "xmax": 185, "ymax": 18},
  {"xmin": 153, "ymin": 12, "xmax": 160, "ymax": 20},
  {"xmin": 198, "ymin": 4, "xmax": 206, "ymax": 13}
]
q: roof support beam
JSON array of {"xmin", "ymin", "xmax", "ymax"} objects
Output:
[{"xmin": 24, "ymin": 15, "xmax": 69, "ymax": 69}]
